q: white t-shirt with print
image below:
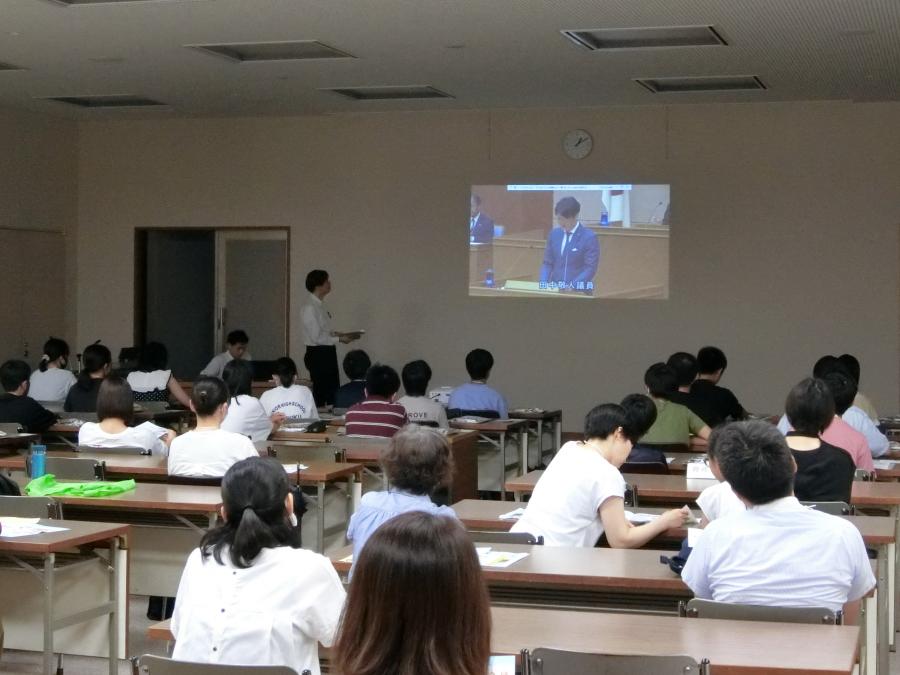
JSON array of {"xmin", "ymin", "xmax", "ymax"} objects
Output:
[
  {"xmin": 167, "ymin": 428, "xmax": 258, "ymax": 477},
  {"xmin": 397, "ymin": 395, "xmax": 448, "ymax": 428},
  {"xmin": 221, "ymin": 395, "xmax": 272, "ymax": 443},
  {"xmin": 696, "ymin": 481, "xmax": 746, "ymax": 522},
  {"xmin": 259, "ymin": 385, "xmax": 318, "ymax": 420}
]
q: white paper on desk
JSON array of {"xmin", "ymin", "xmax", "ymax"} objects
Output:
[
  {"xmin": 625, "ymin": 511, "xmax": 659, "ymax": 524},
  {"xmin": 280, "ymin": 425, "xmax": 311, "ymax": 433},
  {"xmin": 498, "ymin": 507, "xmax": 526, "ymax": 520},
  {"xmin": 686, "ymin": 462, "xmax": 715, "ymax": 479},
  {"xmin": 475, "ymin": 546, "xmax": 492, "ymax": 556},
  {"xmin": 0, "ymin": 518, "xmax": 68, "ymax": 538},
  {"xmin": 282, "ymin": 463, "xmax": 309, "ymax": 473},
  {"xmin": 478, "ymin": 551, "xmax": 528, "ymax": 568},
  {"xmin": 339, "ymin": 554, "xmax": 354, "ymax": 563},
  {"xmin": 666, "ymin": 457, "xmax": 675, "ymax": 464},
  {"xmin": 488, "ymin": 655, "xmax": 516, "ymax": 675},
  {"xmin": 874, "ymin": 459, "xmax": 897, "ymax": 470},
  {"xmin": 135, "ymin": 421, "xmax": 169, "ymax": 438},
  {"xmin": 687, "ymin": 527, "xmax": 704, "ymax": 547},
  {"xmin": 58, "ymin": 418, "xmax": 86, "ymax": 427}
]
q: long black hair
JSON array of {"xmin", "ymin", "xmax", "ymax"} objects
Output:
[
  {"xmin": 274, "ymin": 357, "xmax": 298, "ymax": 389},
  {"xmin": 75, "ymin": 344, "xmax": 111, "ymax": 390},
  {"xmin": 222, "ymin": 359, "xmax": 253, "ymax": 402},
  {"xmin": 191, "ymin": 376, "xmax": 229, "ymax": 416},
  {"xmin": 39, "ymin": 337, "xmax": 70, "ymax": 372},
  {"xmin": 200, "ymin": 457, "xmax": 300, "ymax": 568}
]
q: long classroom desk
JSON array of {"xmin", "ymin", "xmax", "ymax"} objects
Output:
[{"xmin": 448, "ymin": 419, "xmax": 529, "ymax": 499}]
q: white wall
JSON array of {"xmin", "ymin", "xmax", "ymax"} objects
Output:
[{"xmin": 75, "ymin": 101, "xmax": 900, "ymax": 428}]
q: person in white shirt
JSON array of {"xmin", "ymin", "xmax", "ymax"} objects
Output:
[
  {"xmin": 682, "ymin": 421, "xmax": 875, "ymax": 621},
  {"xmin": 77, "ymin": 376, "xmax": 173, "ymax": 455},
  {"xmin": 823, "ymin": 371, "xmax": 890, "ymax": 458},
  {"xmin": 127, "ymin": 342, "xmax": 191, "ymax": 407},
  {"xmin": 511, "ymin": 400, "xmax": 690, "ymax": 547},
  {"xmin": 29, "ymin": 337, "xmax": 76, "ymax": 402},
  {"xmin": 259, "ymin": 357, "xmax": 318, "ymax": 421},
  {"xmin": 696, "ymin": 428, "xmax": 745, "ymax": 524},
  {"xmin": 168, "ymin": 377, "xmax": 258, "ymax": 477},
  {"xmin": 398, "ymin": 359, "xmax": 448, "ymax": 428},
  {"xmin": 200, "ymin": 329, "xmax": 253, "ymax": 379},
  {"xmin": 171, "ymin": 456, "xmax": 345, "ymax": 674},
  {"xmin": 220, "ymin": 360, "xmax": 282, "ymax": 443}
]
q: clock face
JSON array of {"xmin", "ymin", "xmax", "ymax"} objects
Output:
[{"xmin": 562, "ymin": 129, "xmax": 593, "ymax": 159}]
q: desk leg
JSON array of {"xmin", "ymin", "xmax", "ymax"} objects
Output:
[
  {"xmin": 877, "ymin": 543, "xmax": 889, "ymax": 675},
  {"xmin": 499, "ymin": 432, "xmax": 507, "ymax": 501},
  {"xmin": 108, "ymin": 537, "xmax": 120, "ymax": 675},
  {"xmin": 317, "ymin": 481, "xmax": 326, "ymax": 553},
  {"xmin": 43, "ymin": 553, "xmax": 54, "ymax": 675},
  {"xmin": 349, "ymin": 473, "xmax": 361, "ymax": 514},
  {"xmin": 893, "ymin": 505, "xmax": 899, "ymax": 648},
  {"xmin": 535, "ymin": 420, "xmax": 544, "ymax": 467},
  {"xmin": 554, "ymin": 416, "xmax": 562, "ymax": 454},
  {"xmin": 519, "ymin": 429, "xmax": 528, "ymax": 476}
]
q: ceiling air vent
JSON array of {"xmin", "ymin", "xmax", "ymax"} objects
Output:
[
  {"xmin": 43, "ymin": 95, "xmax": 168, "ymax": 108},
  {"xmin": 562, "ymin": 26, "xmax": 727, "ymax": 50},
  {"xmin": 325, "ymin": 86, "xmax": 454, "ymax": 101},
  {"xmin": 635, "ymin": 75, "xmax": 766, "ymax": 93},
  {"xmin": 187, "ymin": 40, "xmax": 355, "ymax": 62}
]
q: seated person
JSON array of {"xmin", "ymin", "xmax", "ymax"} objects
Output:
[
  {"xmin": 447, "ymin": 348, "xmax": 508, "ymax": 418},
  {"xmin": 620, "ymin": 393, "xmax": 664, "ymax": 464},
  {"xmin": 839, "ymin": 353, "xmax": 878, "ymax": 421},
  {"xmin": 127, "ymin": 342, "xmax": 191, "ymax": 407},
  {"xmin": 334, "ymin": 349, "xmax": 371, "ymax": 410},
  {"xmin": 785, "ymin": 378, "xmax": 855, "ymax": 503},
  {"xmin": 78, "ymin": 376, "xmax": 174, "ymax": 455},
  {"xmin": 347, "ymin": 425, "xmax": 456, "ymax": 571},
  {"xmin": 28, "ymin": 337, "xmax": 76, "ymax": 402},
  {"xmin": 696, "ymin": 427, "xmax": 746, "ymax": 524},
  {"xmin": 171, "ymin": 457, "xmax": 345, "ymax": 674},
  {"xmin": 334, "ymin": 512, "xmax": 490, "ymax": 675},
  {"xmin": 63, "ymin": 343, "xmax": 111, "ymax": 412},
  {"xmin": 200, "ymin": 329, "xmax": 252, "ymax": 379},
  {"xmin": 259, "ymin": 357, "xmax": 318, "ymax": 421},
  {"xmin": 689, "ymin": 346, "xmax": 746, "ymax": 427},
  {"xmin": 822, "ymin": 371, "xmax": 879, "ymax": 469},
  {"xmin": 639, "ymin": 363, "xmax": 710, "ymax": 446},
  {"xmin": 0, "ymin": 360, "xmax": 58, "ymax": 433},
  {"xmin": 682, "ymin": 421, "xmax": 874, "ymax": 620},
  {"xmin": 221, "ymin": 360, "xmax": 282, "ymax": 443},
  {"xmin": 168, "ymin": 376, "xmax": 258, "ymax": 477},
  {"xmin": 665, "ymin": 351, "xmax": 699, "ymax": 404},
  {"xmin": 511, "ymin": 402, "xmax": 690, "ymax": 547},
  {"xmin": 344, "ymin": 364, "xmax": 408, "ymax": 438},
  {"xmin": 397, "ymin": 359, "xmax": 448, "ymax": 428}
]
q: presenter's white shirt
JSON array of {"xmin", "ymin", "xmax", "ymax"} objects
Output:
[
  {"xmin": 171, "ymin": 546, "xmax": 345, "ymax": 675},
  {"xmin": 167, "ymin": 428, "xmax": 258, "ymax": 477},
  {"xmin": 260, "ymin": 385, "xmax": 319, "ymax": 420},
  {"xmin": 221, "ymin": 395, "xmax": 272, "ymax": 443},
  {"xmin": 510, "ymin": 441, "xmax": 625, "ymax": 547},
  {"xmin": 682, "ymin": 496, "xmax": 875, "ymax": 612},
  {"xmin": 696, "ymin": 481, "xmax": 745, "ymax": 522},
  {"xmin": 397, "ymin": 395, "xmax": 448, "ymax": 428},
  {"xmin": 78, "ymin": 421, "xmax": 169, "ymax": 456},
  {"xmin": 28, "ymin": 368, "xmax": 76, "ymax": 402},
  {"xmin": 200, "ymin": 352, "xmax": 253, "ymax": 379},
  {"xmin": 301, "ymin": 293, "xmax": 338, "ymax": 347}
]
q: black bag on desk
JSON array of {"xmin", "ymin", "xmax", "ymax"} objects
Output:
[
  {"xmin": 0, "ymin": 473, "xmax": 20, "ymax": 496},
  {"xmin": 660, "ymin": 537, "xmax": 692, "ymax": 575}
]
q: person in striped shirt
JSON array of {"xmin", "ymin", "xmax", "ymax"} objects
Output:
[{"xmin": 344, "ymin": 364, "xmax": 408, "ymax": 438}]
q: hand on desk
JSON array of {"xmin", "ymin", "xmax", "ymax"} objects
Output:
[
  {"xmin": 270, "ymin": 412, "xmax": 287, "ymax": 428},
  {"xmin": 660, "ymin": 505, "xmax": 693, "ymax": 529}
]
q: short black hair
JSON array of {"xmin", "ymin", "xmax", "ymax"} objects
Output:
[
  {"xmin": 226, "ymin": 330, "xmax": 249, "ymax": 346},
  {"xmin": 696, "ymin": 346, "xmax": 727, "ymax": 374},
  {"xmin": 644, "ymin": 362, "xmax": 678, "ymax": 398},
  {"xmin": 823, "ymin": 371, "xmax": 858, "ymax": 416},
  {"xmin": 812, "ymin": 355, "xmax": 840, "ymax": 379},
  {"xmin": 96, "ymin": 376, "xmax": 135, "ymax": 425},
  {"xmin": 619, "ymin": 393, "xmax": 658, "ymax": 443},
  {"xmin": 666, "ymin": 352, "xmax": 698, "ymax": 387},
  {"xmin": 785, "ymin": 377, "xmax": 835, "ymax": 436},
  {"xmin": 191, "ymin": 376, "xmax": 230, "ymax": 416},
  {"xmin": 584, "ymin": 403, "xmax": 629, "ymax": 442},
  {"xmin": 713, "ymin": 420, "xmax": 794, "ymax": 505},
  {"xmin": 138, "ymin": 342, "xmax": 169, "ymax": 372},
  {"xmin": 0, "ymin": 360, "xmax": 31, "ymax": 392},
  {"xmin": 305, "ymin": 269, "xmax": 329, "ymax": 293},
  {"xmin": 222, "ymin": 359, "xmax": 253, "ymax": 398},
  {"xmin": 465, "ymin": 348, "xmax": 494, "ymax": 380},
  {"xmin": 366, "ymin": 364, "xmax": 401, "ymax": 398},
  {"xmin": 554, "ymin": 196, "xmax": 581, "ymax": 219},
  {"xmin": 401, "ymin": 359, "xmax": 432, "ymax": 397},
  {"xmin": 343, "ymin": 350, "xmax": 371, "ymax": 380},
  {"xmin": 837, "ymin": 354, "xmax": 861, "ymax": 384}
]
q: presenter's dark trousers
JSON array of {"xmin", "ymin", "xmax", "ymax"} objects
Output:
[{"xmin": 305, "ymin": 345, "xmax": 340, "ymax": 407}]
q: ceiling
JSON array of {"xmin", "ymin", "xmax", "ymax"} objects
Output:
[{"xmin": 0, "ymin": 0, "xmax": 898, "ymax": 119}]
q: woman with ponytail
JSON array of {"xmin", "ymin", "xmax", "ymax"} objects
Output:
[
  {"xmin": 63, "ymin": 343, "xmax": 112, "ymax": 412},
  {"xmin": 171, "ymin": 457, "xmax": 344, "ymax": 673},
  {"xmin": 29, "ymin": 337, "xmax": 76, "ymax": 402},
  {"xmin": 259, "ymin": 356, "xmax": 318, "ymax": 421}
]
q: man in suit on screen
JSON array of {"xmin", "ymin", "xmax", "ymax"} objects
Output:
[
  {"xmin": 469, "ymin": 193, "xmax": 495, "ymax": 244},
  {"xmin": 539, "ymin": 196, "xmax": 600, "ymax": 294}
]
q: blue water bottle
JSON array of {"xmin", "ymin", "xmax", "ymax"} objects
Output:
[
  {"xmin": 30, "ymin": 444, "xmax": 47, "ymax": 478},
  {"xmin": 600, "ymin": 212, "xmax": 609, "ymax": 226},
  {"xmin": 485, "ymin": 269, "xmax": 494, "ymax": 288}
]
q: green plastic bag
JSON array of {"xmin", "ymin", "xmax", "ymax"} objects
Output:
[{"xmin": 25, "ymin": 474, "xmax": 136, "ymax": 498}]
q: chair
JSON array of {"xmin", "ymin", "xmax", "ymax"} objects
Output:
[
  {"xmin": 620, "ymin": 461, "xmax": 669, "ymax": 475},
  {"xmin": 166, "ymin": 476, "xmax": 222, "ymax": 486},
  {"xmin": 30, "ymin": 456, "xmax": 106, "ymax": 481},
  {"xmin": 0, "ymin": 423, "xmax": 23, "ymax": 435},
  {"xmin": 524, "ymin": 648, "xmax": 709, "ymax": 675},
  {"xmin": 679, "ymin": 598, "xmax": 841, "ymax": 624},
  {"xmin": 0, "ymin": 495, "xmax": 62, "ymax": 518},
  {"xmin": 469, "ymin": 530, "xmax": 544, "ymax": 546},
  {"xmin": 269, "ymin": 444, "xmax": 345, "ymax": 463},
  {"xmin": 855, "ymin": 469, "xmax": 874, "ymax": 482},
  {"xmin": 639, "ymin": 442, "xmax": 691, "ymax": 454},
  {"xmin": 447, "ymin": 408, "xmax": 501, "ymax": 421},
  {"xmin": 624, "ymin": 482, "xmax": 638, "ymax": 508},
  {"xmin": 132, "ymin": 655, "xmax": 302, "ymax": 674},
  {"xmin": 800, "ymin": 500, "xmax": 854, "ymax": 516},
  {"xmin": 76, "ymin": 444, "xmax": 152, "ymax": 456}
]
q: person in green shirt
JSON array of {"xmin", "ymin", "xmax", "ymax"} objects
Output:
[{"xmin": 640, "ymin": 362, "xmax": 711, "ymax": 446}]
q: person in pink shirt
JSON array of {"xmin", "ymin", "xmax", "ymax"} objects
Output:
[{"xmin": 822, "ymin": 415, "xmax": 873, "ymax": 473}]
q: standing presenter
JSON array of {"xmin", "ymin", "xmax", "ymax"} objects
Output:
[
  {"xmin": 301, "ymin": 269, "xmax": 360, "ymax": 407},
  {"xmin": 539, "ymin": 196, "xmax": 599, "ymax": 294}
]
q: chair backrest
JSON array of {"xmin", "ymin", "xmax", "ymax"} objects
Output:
[
  {"xmin": 680, "ymin": 598, "xmax": 840, "ymax": 624},
  {"xmin": 527, "ymin": 648, "xmax": 708, "ymax": 675},
  {"xmin": 639, "ymin": 442, "xmax": 691, "ymax": 454},
  {"xmin": 269, "ymin": 444, "xmax": 345, "ymax": 463},
  {"xmin": 0, "ymin": 423, "xmax": 23, "ymax": 435},
  {"xmin": 166, "ymin": 475, "xmax": 223, "ymax": 486},
  {"xmin": 469, "ymin": 530, "xmax": 544, "ymax": 546},
  {"xmin": 854, "ymin": 469, "xmax": 874, "ymax": 482},
  {"xmin": 620, "ymin": 461, "xmax": 669, "ymax": 475},
  {"xmin": 0, "ymin": 495, "xmax": 62, "ymax": 519},
  {"xmin": 799, "ymin": 500, "xmax": 853, "ymax": 516},
  {"xmin": 76, "ymin": 444, "xmax": 152, "ymax": 456},
  {"xmin": 41, "ymin": 456, "xmax": 106, "ymax": 481},
  {"xmin": 624, "ymin": 482, "xmax": 638, "ymax": 508},
  {"xmin": 446, "ymin": 408, "xmax": 501, "ymax": 420},
  {"xmin": 134, "ymin": 655, "xmax": 300, "ymax": 675}
]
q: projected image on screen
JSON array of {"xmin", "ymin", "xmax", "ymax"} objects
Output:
[{"xmin": 469, "ymin": 184, "xmax": 670, "ymax": 299}]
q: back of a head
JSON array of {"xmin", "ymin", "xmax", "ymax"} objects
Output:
[
  {"xmin": 334, "ymin": 511, "xmax": 491, "ymax": 675},
  {"xmin": 401, "ymin": 359, "xmax": 432, "ymax": 397},
  {"xmin": 465, "ymin": 348, "xmax": 494, "ymax": 380},
  {"xmin": 40, "ymin": 337, "xmax": 70, "ymax": 372},
  {"xmin": 583, "ymin": 403, "xmax": 631, "ymax": 442},
  {"xmin": 619, "ymin": 393, "xmax": 658, "ymax": 442},
  {"xmin": 274, "ymin": 356, "xmax": 298, "ymax": 388},
  {"xmin": 226, "ymin": 329, "xmax": 249, "ymax": 346},
  {"xmin": 785, "ymin": 377, "xmax": 835, "ymax": 436},
  {"xmin": 837, "ymin": 353, "xmax": 861, "ymax": 384},
  {"xmin": 644, "ymin": 362, "xmax": 678, "ymax": 399},
  {"xmin": 822, "ymin": 371, "xmax": 858, "ymax": 416},
  {"xmin": 712, "ymin": 421, "xmax": 794, "ymax": 505},
  {"xmin": 380, "ymin": 425, "xmax": 452, "ymax": 495},
  {"xmin": 696, "ymin": 346, "xmax": 727, "ymax": 375},
  {"xmin": 191, "ymin": 376, "xmax": 230, "ymax": 416},
  {"xmin": 201, "ymin": 457, "xmax": 298, "ymax": 568},
  {"xmin": 343, "ymin": 350, "xmax": 371, "ymax": 380},
  {"xmin": 305, "ymin": 269, "xmax": 329, "ymax": 293},
  {"xmin": 666, "ymin": 352, "xmax": 698, "ymax": 388},
  {"xmin": 96, "ymin": 376, "xmax": 135, "ymax": 425},
  {"xmin": 139, "ymin": 342, "xmax": 168, "ymax": 372},
  {"xmin": 222, "ymin": 359, "xmax": 253, "ymax": 398},
  {"xmin": 80, "ymin": 343, "xmax": 112, "ymax": 376},
  {"xmin": 1, "ymin": 360, "xmax": 31, "ymax": 393},
  {"xmin": 365, "ymin": 363, "xmax": 400, "ymax": 398},
  {"xmin": 812, "ymin": 354, "xmax": 842, "ymax": 379}
]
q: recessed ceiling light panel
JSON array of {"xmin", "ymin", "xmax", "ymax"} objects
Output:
[
  {"xmin": 324, "ymin": 85, "xmax": 454, "ymax": 101},
  {"xmin": 187, "ymin": 40, "xmax": 355, "ymax": 62},
  {"xmin": 634, "ymin": 75, "xmax": 766, "ymax": 93},
  {"xmin": 563, "ymin": 25, "xmax": 727, "ymax": 50},
  {"xmin": 42, "ymin": 94, "xmax": 168, "ymax": 108}
]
